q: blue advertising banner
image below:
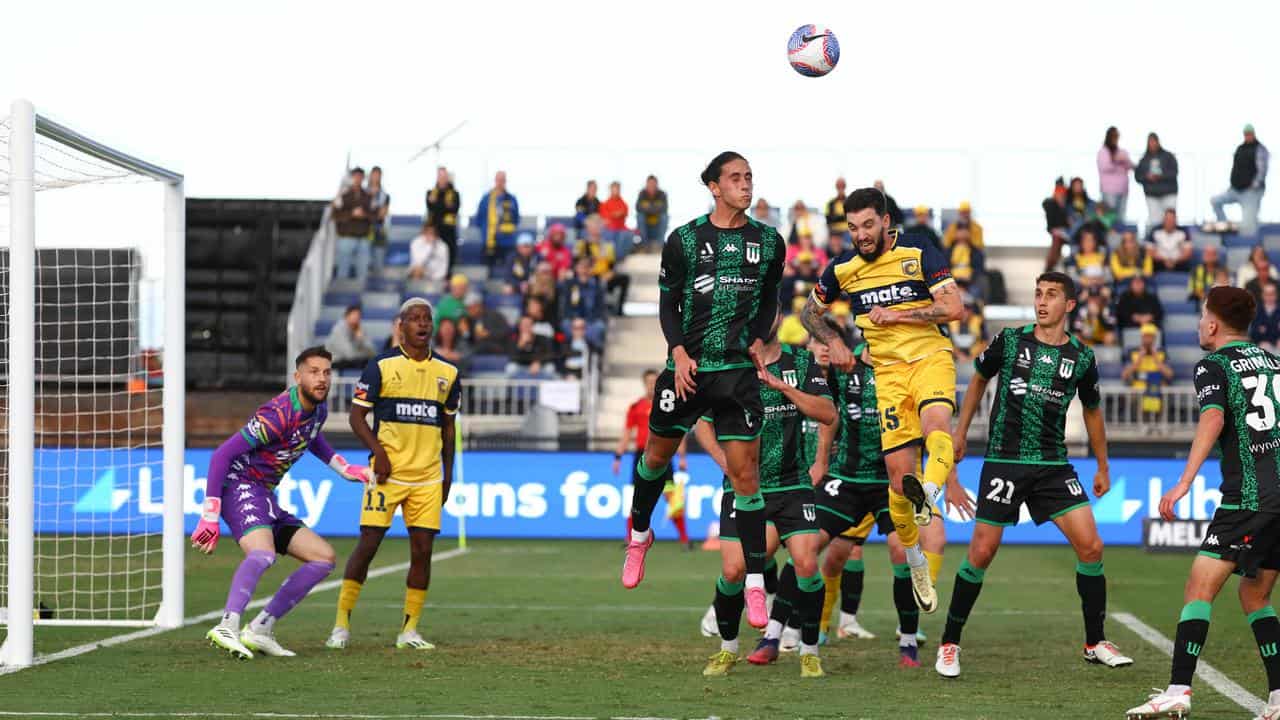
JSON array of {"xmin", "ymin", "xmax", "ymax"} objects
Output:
[{"xmin": 33, "ymin": 449, "xmax": 1228, "ymax": 545}]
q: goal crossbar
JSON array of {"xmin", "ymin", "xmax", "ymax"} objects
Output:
[{"xmin": 2, "ymin": 98, "xmax": 186, "ymax": 669}]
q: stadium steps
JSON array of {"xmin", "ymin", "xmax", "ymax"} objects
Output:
[{"xmin": 597, "ymin": 250, "xmax": 668, "ymax": 437}]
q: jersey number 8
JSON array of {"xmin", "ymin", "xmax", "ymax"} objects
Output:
[{"xmin": 659, "ymin": 389, "xmax": 676, "ymax": 413}]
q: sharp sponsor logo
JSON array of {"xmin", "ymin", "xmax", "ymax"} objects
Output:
[
  {"xmin": 694, "ymin": 274, "xmax": 715, "ymax": 294},
  {"xmin": 1010, "ymin": 377, "xmax": 1027, "ymax": 396}
]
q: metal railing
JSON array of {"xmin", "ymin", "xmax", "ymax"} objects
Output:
[
  {"xmin": 285, "ymin": 205, "xmax": 335, "ymax": 380},
  {"xmin": 962, "ymin": 383, "xmax": 1200, "ymax": 443}
]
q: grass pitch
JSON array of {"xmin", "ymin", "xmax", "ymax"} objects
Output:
[{"xmin": 0, "ymin": 538, "xmax": 1270, "ymax": 719}]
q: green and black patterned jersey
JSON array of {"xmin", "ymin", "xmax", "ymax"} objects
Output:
[
  {"xmin": 1195, "ymin": 341, "xmax": 1280, "ymax": 513},
  {"xmin": 659, "ymin": 215, "xmax": 785, "ymax": 372},
  {"xmin": 977, "ymin": 325, "xmax": 1101, "ymax": 465},
  {"xmin": 716, "ymin": 346, "xmax": 830, "ymax": 492},
  {"xmin": 828, "ymin": 344, "xmax": 889, "ymax": 484}
]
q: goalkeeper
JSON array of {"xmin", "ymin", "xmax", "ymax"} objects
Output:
[{"xmin": 191, "ymin": 346, "xmax": 371, "ymax": 660}]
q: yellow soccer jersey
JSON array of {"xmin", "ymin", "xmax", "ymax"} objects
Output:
[
  {"xmin": 352, "ymin": 347, "xmax": 462, "ymax": 484},
  {"xmin": 812, "ymin": 234, "xmax": 956, "ymax": 366}
]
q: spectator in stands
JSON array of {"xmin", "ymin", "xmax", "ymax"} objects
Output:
[
  {"xmin": 1043, "ymin": 178, "xmax": 1071, "ymax": 271},
  {"xmin": 785, "ymin": 232, "xmax": 828, "ymax": 271},
  {"xmin": 1122, "ymin": 323, "xmax": 1173, "ymax": 423},
  {"xmin": 943, "ymin": 201, "xmax": 985, "ymax": 249},
  {"xmin": 384, "ymin": 316, "xmax": 403, "ymax": 351},
  {"xmin": 1065, "ymin": 177, "xmax": 1098, "ymax": 239},
  {"xmin": 476, "ymin": 170, "xmax": 519, "ymax": 267},
  {"xmin": 574, "ymin": 180, "xmax": 600, "ymax": 232},
  {"xmin": 559, "ymin": 256, "xmax": 608, "ymax": 347},
  {"xmin": 325, "ymin": 304, "xmax": 377, "ymax": 370},
  {"xmin": 462, "ymin": 292, "xmax": 511, "ymax": 355},
  {"xmin": 777, "ymin": 296, "xmax": 811, "ymax": 346},
  {"xmin": 503, "ymin": 235, "xmax": 538, "ymax": 295},
  {"xmin": 1068, "ymin": 228, "xmax": 1110, "ymax": 296},
  {"xmin": 873, "ymin": 179, "xmax": 905, "ymax": 227},
  {"xmin": 949, "ymin": 291, "xmax": 987, "ymax": 362},
  {"xmin": 1251, "ymin": 282, "xmax": 1280, "ymax": 350},
  {"xmin": 1074, "ymin": 289, "xmax": 1117, "ymax": 346},
  {"xmin": 1236, "ymin": 245, "xmax": 1279, "ymax": 294},
  {"xmin": 1110, "ymin": 231, "xmax": 1153, "ymax": 288},
  {"xmin": 577, "ymin": 215, "xmax": 630, "ymax": 313},
  {"xmin": 752, "ymin": 198, "xmax": 775, "ymax": 226},
  {"xmin": 635, "ymin": 175, "xmax": 668, "ymax": 251},
  {"xmin": 786, "ymin": 200, "xmax": 825, "ymax": 247},
  {"xmin": 1115, "ymin": 275, "xmax": 1164, "ymax": 330},
  {"xmin": 1212, "ymin": 124, "xmax": 1270, "ymax": 236},
  {"xmin": 780, "ymin": 251, "xmax": 821, "ymax": 308},
  {"xmin": 367, "ymin": 166, "xmax": 391, "ymax": 277},
  {"xmin": 600, "ymin": 181, "xmax": 631, "ymax": 258},
  {"xmin": 537, "ymin": 223, "xmax": 574, "ymax": 280},
  {"xmin": 526, "ymin": 261, "xmax": 561, "ymax": 321},
  {"xmin": 426, "ymin": 167, "xmax": 460, "ymax": 274},
  {"xmin": 1148, "ymin": 209, "xmax": 1192, "ymax": 272},
  {"xmin": 561, "ymin": 318, "xmax": 596, "ymax": 378},
  {"xmin": 903, "ymin": 205, "xmax": 942, "ymax": 248},
  {"xmin": 506, "ymin": 315, "xmax": 557, "ymax": 378},
  {"xmin": 435, "ymin": 274, "xmax": 470, "ymax": 324},
  {"xmin": 524, "ymin": 295, "xmax": 559, "ymax": 343},
  {"xmin": 824, "ymin": 231, "xmax": 846, "ymax": 263},
  {"xmin": 433, "ymin": 317, "xmax": 469, "ymax": 371},
  {"xmin": 1189, "ymin": 245, "xmax": 1226, "ymax": 304},
  {"xmin": 825, "ymin": 177, "xmax": 849, "ymax": 240},
  {"xmin": 1098, "ymin": 127, "xmax": 1135, "ymax": 223},
  {"xmin": 408, "ymin": 223, "xmax": 450, "ymax": 283},
  {"xmin": 331, "ymin": 167, "xmax": 373, "ymax": 281},
  {"xmin": 1135, "ymin": 132, "xmax": 1178, "ymax": 232},
  {"xmin": 947, "ymin": 224, "xmax": 986, "ymax": 299}
]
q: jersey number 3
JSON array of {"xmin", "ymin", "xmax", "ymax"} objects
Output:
[{"xmin": 1242, "ymin": 374, "xmax": 1280, "ymax": 432}]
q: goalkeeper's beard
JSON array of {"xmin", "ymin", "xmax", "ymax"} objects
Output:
[{"xmin": 301, "ymin": 385, "xmax": 329, "ymax": 406}]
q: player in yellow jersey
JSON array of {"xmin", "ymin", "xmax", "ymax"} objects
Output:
[
  {"xmin": 801, "ymin": 187, "xmax": 966, "ymax": 614},
  {"xmin": 325, "ymin": 298, "xmax": 462, "ymax": 651}
]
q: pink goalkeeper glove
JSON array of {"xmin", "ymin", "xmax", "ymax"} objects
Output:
[
  {"xmin": 330, "ymin": 454, "xmax": 372, "ymax": 484},
  {"xmin": 191, "ymin": 497, "xmax": 221, "ymax": 553}
]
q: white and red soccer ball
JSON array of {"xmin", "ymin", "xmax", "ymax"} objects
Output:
[{"xmin": 787, "ymin": 24, "xmax": 840, "ymax": 77}]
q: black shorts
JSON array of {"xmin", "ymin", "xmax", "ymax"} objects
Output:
[
  {"xmin": 720, "ymin": 489, "xmax": 819, "ymax": 542},
  {"xmin": 976, "ymin": 461, "xmax": 1091, "ymax": 527},
  {"xmin": 648, "ymin": 367, "xmax": 763, "ymax": 440},
  {"xmin": 815, "ymin": 479, "xmax": 895, "ymax": 538},
  {"xmin": 1199, "ymin": 509, "xmax": 1280, "ymax": 578}
]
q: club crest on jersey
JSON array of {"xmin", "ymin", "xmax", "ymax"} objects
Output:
[
  {"xmin": 437, "ymin": 377, "xmax": 449, "ymax": 392},
  {"xmin": 901, "ymin": 259, "xmax": 920, "ymax": 276},
  {"xmin": 746, "ymin": 241, "xmax": 761, "ymax": 264},
  {"xmin": 782, "ymin": 369, "xmax": 798, "ymax": 387},
  {"xmin": 1058, "ymin": 358, "xmax": 1075, "ymax": 379},
  {"xmin": 802, "ymin": 504, "xmax": 817, "ymax": 522}
]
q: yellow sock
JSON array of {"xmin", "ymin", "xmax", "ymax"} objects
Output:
[
  {"xmin": 888, "ymin": 488, "xmax": 919, "ymax": 547},
  {"xmin": 335, "ymin": 579, "xmax": 362, "ymax": 630},
  {"xmin": 923, "ymin": 430, "xmax": 954, "ymax": 491},
  {"xmin": 402, "ymin": 587, "xmax": 428, "ymax": 634},
  {"xmin": 820, "ymin": 574, "xmax": 840, "ymax": 630},
  {"xmin": 925, "ymin": 551, "xmax": 944, "ymax": 585}
]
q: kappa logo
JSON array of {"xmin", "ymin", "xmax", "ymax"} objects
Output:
[
  {"xmin": 1205, "ymin": 534, "xmax": 1220, "ymax": 546},
  {"xmin": 1039, "ymin": 354, "xmax": 1055, "ymax": 365},
  {"xmin": 901, "ymin": 259, "xmax": 920, "ymax": 276},
  {"xmin": 694, "ymin": 274, "xmax": 715, "ymax": 294},
  {"xmin": 237, "ymin": 491, "xmax": 253, "ymax": 501},
  {"xmin": 1058, "ymin": 357, "xmax": 1076, "ymax": 379},
  {"xmin": 1010, "ymin": 377, "xmax": 1028, "ymax": 396},
  {"xmin": 724, "ymin": 243, "xmax": 739, "ymax": 253}
]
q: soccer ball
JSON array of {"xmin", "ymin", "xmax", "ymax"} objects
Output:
[{"xmin": 787, "ymin": 24, "xmax": 840, "ymax": 77}]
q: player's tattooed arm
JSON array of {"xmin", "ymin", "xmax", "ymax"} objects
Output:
[{"xmin": 799, "ymin": 295, "xmax": 836, "ymax": 343}]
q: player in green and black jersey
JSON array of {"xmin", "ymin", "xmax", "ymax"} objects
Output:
[
  {"xmin": 694, "ymin": 312, "xmax": 835, "ymax": 678},
  {"xmin": 1127, "ymin": 286, "xmax": 1280, "ymax": 720},
  {"xmin": 626, "ymin": 152, "xmax": 786, "ymax": 633},
  {"xmin": 941, "ymin": 272, "xmax": 1132, "ymax": 680}
]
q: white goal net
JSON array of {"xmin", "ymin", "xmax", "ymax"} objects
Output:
[{"xmin": 0, "ymin": 100, "xmax": 185, "ymax": 667}]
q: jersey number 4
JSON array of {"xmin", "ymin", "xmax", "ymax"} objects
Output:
[{"xmin": 1242, "ymin": 374, "xmax": 1280, "ymax": 432}]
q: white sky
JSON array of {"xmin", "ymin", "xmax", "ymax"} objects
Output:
[{"xmin": 3, "ymin": 0, "xmax": 1279, "ymax": 246}]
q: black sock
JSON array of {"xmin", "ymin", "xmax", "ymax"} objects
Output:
[
  {"xmin": 841, "ymin": 560, "xmax": 865, "ymax": 615},
  {"xmin": 773, "ymin": 562, "xmax": 797, "ymax": 627},
  {"xmin": 942, "ymin": 558, "xmax": 986, "ymax": 646},
  {"xmin": 713, "ymin": 576, "xmax": 745, "ymax": 642},
  {"xmin": 1250, "ymin": 607, "xmax": 1280, "ymax": 692},
  {"xmin": 734, "ymin": 492, "xmax": 767, "ymax": 575},
  {"xmin": 763, "ymin": 557, "xmax": 779, "ymax": 595},
  {"xmin": 892, "ymin": 564, "xmax": 919, "ymax": 639},
  {"xmin": 797, "ymin": 572, "xmax": 825, "ymax": 647},
  {"xmin": 629, "ymin": 457, "xmax": 670, "ymax": 534},
  {"xmin": 1171, "ymin": 601, "xmax": 1212, "ymax": 686},
  {"xmin": 1076, "ymin": 561, "xmax": 1107, "ymax": 646}
]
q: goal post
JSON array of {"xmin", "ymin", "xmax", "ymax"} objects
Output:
[{"xmin": 1, "ymin": 99, "xmax": 185, "ymax": 667}]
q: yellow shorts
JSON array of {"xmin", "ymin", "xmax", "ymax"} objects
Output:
[
  {"xmin": 873, "ymin": 349, "xmax": 956, "ymax": 454},
  {"xmin": 360, "ymin": 480, "xmax": 443, "ymax": 531},
  {"xmin": 842, "ymin": 513, "xmax": 877, "ymax": 541}
]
